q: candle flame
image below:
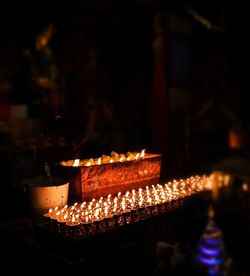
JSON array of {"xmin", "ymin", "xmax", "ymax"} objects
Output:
[
  {"xmin": 243, "ymin": 183, "xmax": 248, "ymax": 192},
  {"xmin": 86, "ymin": 161, "xmax": 91, "ymax": 166},
  {"xmin": 97, "ymin": 158, "xmax": 101, "ymax": 165},
  {"xmin": 105, "ymin": 207, "xmax": 108, "ymax": 215},
  {"xmin": 73, "ymin": 159, "xmax": 80, "ymax": 167},
  {"xmin": 49, "ymin": 208, "xmax": 53, "ymax": 213},
  {"xmin": 140, "ymin": 149, "xmax": 145, "ymax": 158},
  {"xmin": 135, "ymin": 153, "xmax": 139, "ymax": 160},
  {"xmin": 110, "ymin": 158, "xmax": 113, "ymax": 163}
]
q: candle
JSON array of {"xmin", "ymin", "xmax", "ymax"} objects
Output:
[{"xmin": 45, "ymin": 174, "xmax": 212, "ymax": 240}]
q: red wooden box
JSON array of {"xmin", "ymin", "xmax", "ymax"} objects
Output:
[{"xmin": 53, "ymin": 154, "xmax": 162, "ymax": 202}]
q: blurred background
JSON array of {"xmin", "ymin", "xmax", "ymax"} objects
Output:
[{"xmin": 0, "ymin": 0, "xmax": 249, "ymax": 186}]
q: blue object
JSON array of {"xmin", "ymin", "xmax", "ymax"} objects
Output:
[{"xmin": 195, "ymin": 207, "xmax": 228, "ymax": 276}]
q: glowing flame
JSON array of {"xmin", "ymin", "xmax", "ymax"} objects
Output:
[
  {"xmin": 49, "ymin": 208, "xmax": 53, "ymax": 213},
  {"xmin": 140, "ymin": 149, "xmax": 145, "ymax": 158},
  {"xmin": 73, "ymin": 159, "xmax": 80, "ymax": 167},
  {"xmin": 242, "ymin": 183, "xmax": 248, "ymax": 192},
  {"xmin": 80, "ymin": 202, "xmax": 86, "ymax": 208},
  {"xmin": 135, "ymin": 153, "xmax": 139, "ymax": 160},
  {"xmin": 110, "ymin": 158, "xmax": 113, "ymax": 163},
  {"xmin": 97, "ymin": 158, "xmax": 101, "ymax": 165},
  {"xmin": 104, "ymin": 207, "xmax": 108, "ymax": 215},
  {"xmin": 86, "ymin": 161, "xmax": 91, "ymax": 166}
]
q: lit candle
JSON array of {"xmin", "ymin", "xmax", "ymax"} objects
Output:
[
  {"xmin": 66, "ymin": 216, "xmax": 80, "ymax": 227},
  {"xmin": 140, "ymin": 149, "xmax": 145, "ymax": 159},
  {"xmin": 73, "ymin": 159, "xmax": 80, "ymax": 167},
  {"xmin": 43, "ymin": 208, "xmax": 53, "ymax": 218}
]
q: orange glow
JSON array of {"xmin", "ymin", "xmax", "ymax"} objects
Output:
[
  {"xmin": 45, "ymin": 175, "xmax": 212, "ymax": 231},
  {"xmin": 242, "ymin": 183, "xmax": 249, "ymax": 192},
  {"xmin": 73, "ymin": 159, "xmax": 80, "ymax": 167}
]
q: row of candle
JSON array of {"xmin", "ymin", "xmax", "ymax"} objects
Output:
[
  {"xmin": 43, "ymin": 175, "xmax": 211, "ymax": 240},
  {"xmin": 60, "ymin": 150, "xmax": 146, "ymax": 167}
]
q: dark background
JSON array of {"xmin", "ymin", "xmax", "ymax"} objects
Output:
[
  {"xmin": 1, "ymin": 1, "xmax": 250, "ymax": 275},
  {"xmin": 0, "ymin": 0, "xmax": 249, "ymax": 183}
]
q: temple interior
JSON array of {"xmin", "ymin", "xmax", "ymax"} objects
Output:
[{"xmin": 0, "ymin": 1, "xmax": 250, "ymax": 275}]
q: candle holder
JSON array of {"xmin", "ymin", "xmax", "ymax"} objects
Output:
[
  {"xmin": 123, "ymin": 209, "xmax": 132, "ymax": 225},
  {"xmin": 80, "ymin": 221, "xmax": 92, "ymax": 237},
  {"xmin": 104, "ymin": 215, "xmax": 115, "ymax": 230},
  {"xmin": 78, "ymin": 223, "xmax": 88, "ymax": 238},
  {"xmin": 54, "ymin": 152, "xmax": 162, "ymax": 202},
  {"xmin": 163, "ymin": 201, "xmax": 171, "ymax": 213},
  {"xmin": 87, "ymin": 221, "xmax": 96, "ymax": 237},
  {"xmin": 42, "ymin": 174, "xmax": 212, "ymax": 241},
  {"xmin": 144, "ymin": 205, "xmax": 152, "ymax": 219},
  {"xmin": 113, "ymin": 213, "xmax": 124, "ymax": 227},
  {"xmin": 94, "ymin": 219, "xmax": 106, "ymax": 234},
  {"xmin": 56, "ymin": 219, "xmax": 66, "ymax": 235},
  {"xmin": 156, "ymin": 203, "xmax": 165, "ymax": 215},
  {"xmin": 138, "ymin": 207, "xmax": 146, "ymax": 220},
  {"xmin": 153, "ymin": 205, "xmax": 159, "ymax": 216},
  {"xmin": 131, "ymin": 208, "xmax": 140, "ymax": 223},
  {"xmin": 65, "ymin": 222, "xmax": 80, "ymax": 240}
]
